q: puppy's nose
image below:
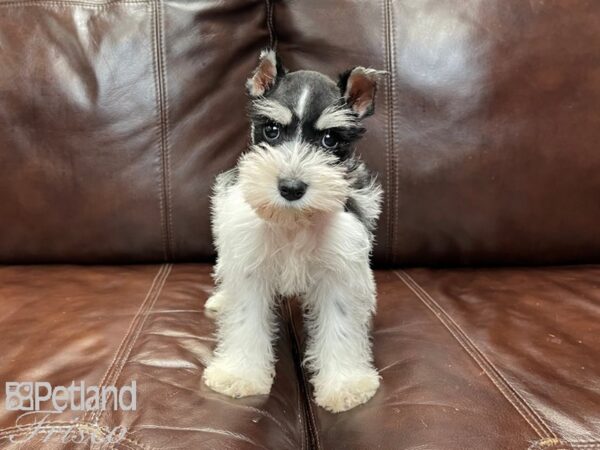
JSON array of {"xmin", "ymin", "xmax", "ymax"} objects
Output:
[{"xmin": 278, "ymin": 179, "xmax": 307, "ymax": 201}]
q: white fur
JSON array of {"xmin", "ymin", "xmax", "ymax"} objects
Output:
[
  {"xmin": 204, "ymin": 143, "xmax": 381, "ymax": 412},
  {"xmin": 204, "ymin": 289, "xmax": 227, "ymax": 319},
  {"xmin": 258, "ymin": 48, "xmax": 277, "ymax": 65},
  {"xmin": 252, "ymin": 98, "xmax": 293, "ymax": 125},
  {"xmin": 295, "ymin": 86, "xmax": 311, "ymax": 120},
  {"xmin": 315, "ymin": 104, "xmax": 358, "ymax": 130},
  {"xmin": 237, "ymin": 141, "xmax": 350, "ymax": 227}
]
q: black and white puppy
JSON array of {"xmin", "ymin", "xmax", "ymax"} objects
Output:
[{"xmin": 203, "ymin": 49, "xmax": 383, "ymax": 413}]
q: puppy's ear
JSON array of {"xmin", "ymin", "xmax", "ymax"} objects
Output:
[
  {"xmin": 338, "ymin": 67, "xmax": 385, "ymax": 118},
  {"xmin": 246, "ymin": 49, "xmax": 285, "ymax": 97}
]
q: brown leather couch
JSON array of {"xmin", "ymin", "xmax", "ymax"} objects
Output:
[{"xmin": 1, "ymin": 1, "xmax": 599, "ymax": 449}]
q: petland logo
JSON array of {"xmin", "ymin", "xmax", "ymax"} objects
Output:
[
  {"xmin": 5, "ymin": 381, "xmax": 137, "ymax": 412},
  {"xmin": 3, "ymin": 381, "xmax": 136, "ymax": 445}
]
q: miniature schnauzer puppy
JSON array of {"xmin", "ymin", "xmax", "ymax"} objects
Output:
[{"xmin": 203, "ymin": 49, "xmax": 383, "ymax": 413}]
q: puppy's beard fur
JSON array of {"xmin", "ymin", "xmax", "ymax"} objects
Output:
[{"xmin": 238, "ymin": 141, "xmax": 350, "ymax": 227}]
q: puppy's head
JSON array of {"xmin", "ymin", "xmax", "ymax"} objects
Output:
[{"xmin": 239, "ymin": 49, "xmax": 382, "ymax": 226}]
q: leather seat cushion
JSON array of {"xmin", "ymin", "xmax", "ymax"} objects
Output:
[
  {"xmin": 0, "ymin": 264, "xmax": 305, "ymax": 449},
  {"xmin": 293, "ymin": 267, "xmax": 600, "ymax": 450},
  {"xmin": 1, "ymin": 265, "xmax": 599, "ymax": 449}
]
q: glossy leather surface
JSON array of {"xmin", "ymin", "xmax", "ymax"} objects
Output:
[
  {"xmin": 0, "ymin": 0, "xmax": 268, "ymax": 263},
  {"xmin": 2, "ymin": 0, "xmax": 600, "ymax": 265},
  {"xmin": 275, "ymin": 0, "xmax": 600, "ymax": 266},
  {"xmin": 0, "ymin": 0, "xmax": 599, "ymax": 449},
  {"xmin": 299, "ymin": 267, "xmax": 600, "ymax": 449},
  {"xmin": 0, "ymin": 265, "xmax": 598, "ymax": 449},
  {"xmin": 0, "ymin": 265, "xmax": 305, "ymax": 449}
]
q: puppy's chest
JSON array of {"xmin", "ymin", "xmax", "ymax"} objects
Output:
[{"xmin": 262, "ymin": 227, "xmax": 323, "ymax": 296}]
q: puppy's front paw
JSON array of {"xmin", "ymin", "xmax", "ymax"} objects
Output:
[
  {"xmin": 313, "ymin": 369, "xmax": 380, "ymax": 413},
  {"xmin": 203, "ymin": 363, "xmax": 272, "ymax": 398},
  {"xmin": 204, "ymin": 290, "xmax": 227, "ymax": 318}
]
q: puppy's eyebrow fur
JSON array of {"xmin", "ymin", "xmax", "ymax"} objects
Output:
[
  {"xmin": 252, "ymin": 98, "xmax": 293, "ymax": 125},
  {"xmin": 315, "ymin": 104, "xmax": 358, "ymax": 130}
]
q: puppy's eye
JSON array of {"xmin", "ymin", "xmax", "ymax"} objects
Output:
[
  {"xmin": 263, "ymin": 123, "xmax": 281, "ymax": 141},
  {"xmin": 321, "ymin": 131, "xmax": 338, "ymax": 149}
]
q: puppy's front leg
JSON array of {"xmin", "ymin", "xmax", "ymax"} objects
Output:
[
  {"xmin": 304, "ymin": 264, "xmax": 380, "ymax": 413},
  {"xmin": 203, "ymin": 278, "xmax": 276, "ymax": 398}
]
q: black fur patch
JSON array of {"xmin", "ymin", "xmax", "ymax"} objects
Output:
[{"xmin": 344, "ymin": 161, "xmax": 379, "ymax": 232}]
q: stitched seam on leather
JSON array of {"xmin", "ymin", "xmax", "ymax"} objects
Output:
[
  {"xmin": 0, "ymin": 0, "xmax": 148, "ymax": 7},
  {"xmin": 388, "ymin": 0, "xmax": 399, "ymax": 266},
  {"xmin": 150, "ymin": 0, "xmax": 168, "ymax": 260},
  {"xmin": 298, "ymin": 383, "xmax": 306, "ymax": 450},
  {"xmin": 397, "ymin": 270, "xmax": 556, "ymax": 439},
  {"xmin": 286, "ymin": 300, "xmax": 322, "ymax": 450},
  {"xmin": 156, "ymin": 0, "xmax": 175, "ymax": 259},
  {"xmin": 81, "ymin": 264, "xmax": 166, "ymax": 424},
  {"xmin": 0, "ymin": 422, "xmax": 157, "ymax": 450},
  {"xmin": 404, "ymin": 271, "xmax": 561, "ymax": 440},
  {"xmin": 285, "ymin": 302, "xmax": 306, "ymax": 450},
  {"xmin": 265, "ymin": 0, "xmax": 275, "ymax": 49},
  {"xmin": 530, "ymin": 438, "xmax": 600, "ymax": 449},
  {"xmin": 382, "ymin": 0, "xmax": 395, "ymax": 265},
  {"xmin": 94, "ymin": 264, "xmax": 172, "ymax": 427},
  {"xmin": 395, "ymin": 270, "xmax": 555, "ymax": 440},
  {"xmin": 380, "ymin": 0, "xmax": 390, "ymax": 264},
  {"xmin": 286, "ymin": 300, "xmax": 315, "ymax": 450},
  {"xmin": 85, "ymin": 264, "xmax": 171, "ymax": 427},
  {"xmin": 151, "ymin": 0, "xmax": 172, "ymax": 261}
]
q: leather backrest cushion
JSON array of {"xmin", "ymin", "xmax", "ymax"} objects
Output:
[
  {"xmin": 2, "ymin": 0, "xmax": 600, "ymax": 266},
  {"xmin": 275, "ymin": 0, "xmax": 600, "ymax": 266},
  {"xmin": 0, "ymin": 0, "xmax": 268, "ymax": 263}
]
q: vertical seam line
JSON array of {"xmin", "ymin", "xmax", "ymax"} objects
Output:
[
  {"xmin": 265, "ymin": 0, "xmax": 275, "ymax": 49},
  {"xmin": 394, "ymin": 270, "xmax": 557, "ymax": 440},
  {"xmin": 286, "ymin": 300, "xmax": 322, "ymax": 450},
  {"xmin": 388, "ymin": 0, "xmax": 399, "ymax": 266},
  {"xmin": 158, "ymin": 0, "xmax": 174, "ymax": 259},
  {"xmin": 150, "ymin": 0, "xmax": 168, "ymax": 260},
  {"xmin": 152, "ymin": 0, "xmax": 174, "ymax": 260},
  {"xmin": 382, "ymin": 0, "xmax": 396, "ymax": 265},
  {"xmin": 285, "ymin": 301, "xmax": 307, "ymax": 450}
]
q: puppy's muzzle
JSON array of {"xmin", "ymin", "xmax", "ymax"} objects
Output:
[
  {"xmin": 238, "ymin": 142, "xmax": 350, "ymax": 225},
  {"xmin": 278, "ymin": 179, "xmax": 307, "ymax": 201}
]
